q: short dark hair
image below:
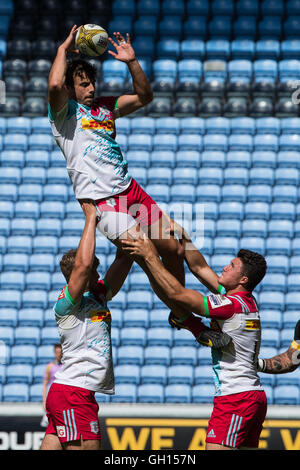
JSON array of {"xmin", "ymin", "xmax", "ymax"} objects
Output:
[
  {"xmin": 237, "ymin": 249, "xmax": 267, "ymax": 292},
  {"xmin": 60, "ymin": 249, "xmax": 100, "ymax": 283},
  {"xmin": 65, "ymin": 59, "xmax": 97, "ymax": 88}
]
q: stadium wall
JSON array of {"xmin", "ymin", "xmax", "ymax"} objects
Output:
[{"xmin": 0, "ymin": 403, "xmax": 300, "ymax": 450}]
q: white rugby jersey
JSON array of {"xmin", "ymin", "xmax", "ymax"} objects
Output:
[
  {"xmin": 48, "ymin": 97, "xmax": 132, "ymax": 200},
  {"xmin": 203, "ymin": 289, "xmax": 264, "ymax": 397},
  {"xmin": 53, "ymin": 279, "xmax": 115, "ymax": 394}
]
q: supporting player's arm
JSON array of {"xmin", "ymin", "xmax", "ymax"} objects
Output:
[
  {"xmin": 108, "ymin": 32, "xmax": 153, "ymax": 117},
  {"xmin": 122, "ymin": 235, "xmax": 207, "ymax": 316},
  {"xmin": 48, "ymin": 24, "xmax": 80, "ymax": 112},
  {"xmin": 167, "ymin": 218, "xmax": 220, "ymax": 294},
  {"xmin": 67, "ymin": 200, "xmax": 98, "ymax": 303},
  {"xmin": 258, "ymin": 320, "xmax": 300, "ymax": 374},
  {"xmin": 104, "ymin": 248, "xmax": 133, "ymax": 298}
]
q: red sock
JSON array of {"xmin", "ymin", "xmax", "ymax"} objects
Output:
[{"xmin": 181, "ymin": 314, "xmax": 206, "ymax": 338}]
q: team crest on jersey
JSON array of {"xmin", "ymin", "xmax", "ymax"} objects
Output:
[
  {"xmin": 56, "ymin": 426, "xmax": 66, "ymax": 438},
  {"xmin": 90, "ymin": 421, "xmax": 100, "ymax": 434},
  {"xmin": 245, "ymin": 319, "xmax": 261, "ymax": 330}
]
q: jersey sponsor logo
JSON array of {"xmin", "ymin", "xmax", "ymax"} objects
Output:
[
  {"xmin": 89, "ymin": 308, "xmax": 111, "ymax": 323},
  {"xmin": 82, "ymin": 117, "xmax": 114, "ymax": 132},
  {"xmin": 56, "ymin": 426, "xmax": 66, "ymax": 438},
  {"xmin": 245, "ymin": 319, "xmax": 261, "ymax": 330},
  {"xmin": 208, "ymin": 294, "xmax": 232, "ymax": 309}
]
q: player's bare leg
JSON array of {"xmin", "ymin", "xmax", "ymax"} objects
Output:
[
  {"xmin": 62, "ymin": 437, "xmax": 101, "ymax": 450},
  {"xmin": 40, "ymin": 433, "xmax": 63, "ymax": 450}
]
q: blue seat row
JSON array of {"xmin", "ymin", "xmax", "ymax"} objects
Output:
[{"xmin": 0, "ymin": 381, "xmax": 299, "ymax": 404}]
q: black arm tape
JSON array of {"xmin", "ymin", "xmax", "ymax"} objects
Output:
[{"xmin": 294, "ymin": 319, "xmax": 300, "ymax": 341}]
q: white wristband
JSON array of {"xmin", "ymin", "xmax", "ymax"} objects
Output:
[{"xmin": 258, "ymin": 358, "xmax": 265, "ymax": 372}]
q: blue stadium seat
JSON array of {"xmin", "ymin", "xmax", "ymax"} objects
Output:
[
  {"xmin": 18, "ymin": 184, "xmax": 43, "ymax": 202},
  {"xmin": 242, "ymin": 220, "xmax": 267, "ymax": 239},
  {"xmin": 203, "ymin": 134, "xmax": 227, "ymax": 152},
  {"xmin": 112, "ymin": 0, "xmax": 136, "ymax": 15},
  {"xmin": 156, "ymin": 38, "xmax": 180, "ymax": 59},
  {"xmin": 159, "ymin": 16, "xmax": 183, "ymax": 39},
  {"xmin": 137, "ymin": 384, "xmax": 164, "ymax": 403},
  {"xmin": 26, "ymin": 271, "xmax": 51, "ymax": 290},
  {"xmin": 0, "ymin": 290, "xmax": 22, "ymax": 309},
  {"xmin": 266, "ymin": 255, "xmax": 289, "ymax": 274},
  {"xmin": 29, "ymin": 253, "xmax": 54, "ymax": 272},
  {"xmin": 3, "ymin": 253, "xmax": 29, "ymax": 272},
  {"xmin": 290, "ymin": 256, "xmax": 300, "ymax": 274},
  {"xmin": 231, "ymin": 39, "xmax": 255, "ymax": 60},
  {"xmin": 284, "ymin": 16, "xmax": 300, "ymax": 39},
  {"xmin": 275, "ymin": 168, "xmax": 299, "ymax": 186},
  {"xmin": 22, "ymin": 290, "xmax": 48, "ymax": 309},
  {"xmin": 0, "ymin": 308, "xmax": 18, "ymax": 327},
  {"xmin": 266, "ymin": 237, "xmax": 291, "ymax": 256},
  {"xmin": 292, "ymin": 239, "xmax": 300, "ymax": 256},
  {"xmin": 114, "ymin": 365, "xmax": 140, "ymax": 385},
  {"xmin": 273, "ymin": 185, "xmax": 298, "ymax": 203},
  {"xmin": 281, "ymin": 39, "xmax": 300, "ymax": 59},
  {"xmin": 6, "ymin": 364, "xmax": 33, "ymax": 384},
  {"xmin": 258, "ymin": 16, "xmax": 282, "ymax": 39},
  {"xmin": 123, "ymin": 309, "xmax": 149, "ymax": 329},
  {"xmin": 126, "ymin": 291, "xmax": 152, "ymax": 310},
  {"xmin": 41, "ymin": 327, "xmax": 60, "ymax": 345},
  {"xmin": 282, "ymin": 311, "xmax": 299, "ymax": 329},
  {"xmin": 199, "ymin": 167, "xmax": 223, "ymax": 185},
  {"xmin": 171, "ymin": 346, "xmax": 197, "ymax": 366},
  {"xmin": 260, "ymin": 328, "xmax": 280, "ymax": 348},
  {"xmin": 111, "ymin": 384, "xmax": 137, "ymax": 403},
  {"xmin": 260, "ymin": 310, "xmax": 282, "ymax": 329},
  {"xmin": 268, "ymin": 220, "xmax": 293, "ymax": 238},
  {"xmin": 208, "ymin": 15, "xmax": 232, "ymax": 39},
  {"xmin": 244, "ymin": 202, "xmax": 269, "ymax": 220},
  {"xmin": 165, "ymin": 384, "xmax": 191, "ymax": 403},
  {"xmin": 279, "ymin": 59, "xmax": 300, "ymax": 81},
  {"xmin": 167, "ymin": 365, "xmax": 194, "ymax": 385},
  {"xmin": 200, "ymin": 151, "xmax": 225, "ymax": 168},
  {"xmin": 221, "ymin": 184, "xmax": 246, "ymax": 203},
  {"xmin": 194, "ymin": 365, "xmax": 214, "ymax": 385},
  {"xmin": 277, "ymin": 151, "xmax": 300, "ymax": 169},
  {"xmin": 251, "ymin": 151, "xmax": 277, "ymax": 169},
  {"xmin": 140, "ymin": 365, "xmax": 167, "ymax": 385},
  {"xmin": 7, "ymin": 235, "xmax": 32, "ymax": 254},
  {"xmin": 274, "ymin": 386, "xmax": 299, "ymax": 405},
  {"xmin": 280, "ymin": 329, "xmax": 295, "ymax": 348},
  {"xmin": 117, "ymin": 346, "xmax": 144, "ymax": 366},
  {"xmin": 144, "ymin": 346, "xmax": 170, "ymax": 366},
  {"xmin": 233, "ymin": 16, "xmax": 257, "ymax": 38},
  {"xmin": 0, "ymin": 325, "xmax": 14, "ymax": 345},
  {"xmin": 0, "ymin": 271, "xmax": 25, "ymax": 290},
  {"xmin": 230, "ymin": 117, "xmax": 256, "ymax": 135},
  {"xmin": 256, "ymin": 39, "xmax": 280, "ymax": 60},
  {"xmin": 134, "ymin": 15, "xmax": 157, "ymax": 37},
  {"xmin": 146, "ymin": 327, "xmax": 173, "ymax": 348},
  {"xmin": 206, "ymin": 39, "xmax": 230, "ymax": 61},
  {"xmin": 44, "ymin": 308, "xmax": 57, "ymax": 327},
  {"xmin": 180, "ymin": 39, "xmax": 205, "ymax": 59},
  {"xmin": 226, "ymin": 151, "xmax": 251, "ymax": 168},
  {"xmin": 0, "ymin": 150, "xmax": 25, "ymax": 168},
  {"xmin": 216, "ymin": 219, "xmax": 241, "ymax": 238},
  {"xmin": 149, "ymin": 309, "xmax": 169, "ymax": 328},
  {"xmin": 36, "ymin": 219, "xmax": 61, "ymax": 237},
  {"xmin": 47, "ymin": 168, "xmax": 70, "ymax": 185},
  {"xmin": 192, "ymin": 384, "xmax": 215, "ymax": 403},
  {"xmin": 29, "ymin": 383, "xmax": 43, "ymax": 402},
  {"xmin": 11, "ymin": 344, "xmax": 37, "ymax": 364},
  {"xmin": 261, "ymin": 273, "xmax": 286, "ymax": 293},
  {"xmin": 259, "ymin": 292, "xmax": 285, "ymax": 311},
  {"xmin": 172, "ymin": 328, "xmax": 196, "ymax": 347},
  {"xmin": 224, "ymin": 167, "xmax": 249, "ymax": 185},
  {"xmin": 3, "ymin": 384, "xmax": 29, "ymax": 402},
  {"xmin": 120, "ymin": 327, "xmax": 146, "ymax": 347},
  {"xmin": 3, "ymin": 134, "xmax": 27, "ymax": 152},
  {"xmin": 0, "ymin": 167, "xmax": 21, "ymax": 185},
  {"xmin": 18, "ymin": 308, "xmax": 44, "ymax": 327},
  {"xmin": 108, "ymin": 291, "xmax": 127, "ymax": 310},
  {"xmin": 228, "ymin": 134, "xmax": 253, "ymax": 152},
  {"xmin": 240, "ymin": 237, "xmax": 265, "ymax": 255}
]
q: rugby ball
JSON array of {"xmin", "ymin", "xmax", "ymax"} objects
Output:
[{"xmin": 75, "ymin": 24, "xmax": 108, "ymax": 56}]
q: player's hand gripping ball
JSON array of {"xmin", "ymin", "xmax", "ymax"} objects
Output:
[{"xmin": 75, "ymin": 24, "xmax": 108, "ymax": 56}]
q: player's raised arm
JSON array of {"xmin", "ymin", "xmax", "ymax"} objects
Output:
[
  {"xmin": 108, "ymin": 32, "xmax": 153, "ymax": 117},
  {"xmin": 104, "ymin": 248, "xmax": 133, "ymax": 298},
  {"xmin": 67, "ymin": 200, "xmax": 98, "ymax": 303},
  {"xmin": 48, "ymin": 25, "xmax": 81, "ymax": 112}
]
